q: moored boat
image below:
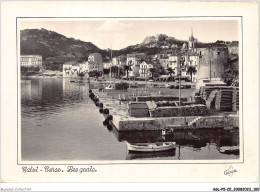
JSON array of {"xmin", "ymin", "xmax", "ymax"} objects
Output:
[
  {"xmin": 126, "ymin": 150, "xmax": 176, "ymax": 160},
  {"xmin": 218, "ymin": 145, "xmax": 239, "ymax": 154},
  {"xmin": 105, "ymin": 84, "xmax": 115, "ymax": 90},
  {"xmin": 126, "ymin": 141, "xmax": 176, "ymax": 152}
]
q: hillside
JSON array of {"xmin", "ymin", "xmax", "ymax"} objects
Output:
[
  {"xmin": 20, "ymin": 28, "xmax": 103, "ymax": 70},
  {"xmin": 112, "ymin": 34, "xmax": 215, "ymax": 57}
]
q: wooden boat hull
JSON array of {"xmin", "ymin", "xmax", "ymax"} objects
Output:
[
  {"xmin": 218, "ymin": 146, "xmax": 239, "ymax": 154},
  {"xmin": 126, "ymin": 142, "xmax": 176, "ymax": 152},
  {"xmin": 127, "ymin": 150, "xmax": 176, "ymax": 160}
]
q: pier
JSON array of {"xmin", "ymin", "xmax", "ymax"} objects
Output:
[{"xmin": 90, "ymin": 89, "xmax": 239, "ymax": 131}]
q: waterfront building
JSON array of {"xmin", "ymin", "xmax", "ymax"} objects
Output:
[
  {"xmin": 157, "ymin": 50, "xmax": 172, "ymax": 70},
  {"xmin": 86, "ymin": 53, "xmax": 103, "ymax": 72},
  {"xmin": 139, "ymin": 60, "xmax": 160, "ymax": 78},
  {"xmin": 181, "ymin": 51, "xmax": 199, "ymax": 81},
  {"xmin": 63, "ymin": 61, "xmax": 88, "ymax": 77},
  {"xmin": 169, "ymin": 54, "xmax": 181, "ymax": 76},
  {"xmin": 20, "ymin": 55, "xmax": 42, "ymax": 67},
  {"xmin": 126, "ymin": 53, "xmax": 146, "ymax": 78},
  {"xmin": 112, "ymin": 55, "xmax": 127, "ymax": 67}
]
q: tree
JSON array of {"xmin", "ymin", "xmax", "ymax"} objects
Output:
[
  {"xmin": 167, "ymin": 67, "xmax": 175, "ymax": 81},
  {"xmin": 221, "ymin": 68, "xmax": 239, "ymax": 86},
  {"xmin": 89, "ymin": 70, "xmax": 99, "ymax": 78},
  {"xmin": 148, "ymin": 68, "xmax": 156, "ymax": 79},
  {"xmin": 21, "ymin": 66, "xmax": 28, "ymax": 73},
  {"xmin": 103, "ymin": 68, "xmax": 109, "ymax": 74},
  {"xmin": 123, "ymin": 65, "xmax": 130, "ymax": 79},
  {"xmin": 186, "ymin": 66, "xmax": 197, "ymax": 82}
]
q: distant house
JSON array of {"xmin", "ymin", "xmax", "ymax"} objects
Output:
[
  {"xmin": 20, "ymin": 55, "xmax": 42, "ymax": 67},
  {"xmin": 63, "ymin": 61, "xmax": 87, "ymax": 77},
  {"xmin": 157, "ymin": 50, "xmax": 173, "ymax": 70},
  {"xmin": 86, "ymin": 53, "xmax": 103, "ymax": 72},
  {"xmin": 103, "ymin": 62, "xmax": 111, "ymax": 69},
  {"xmin": 126, "ymin": 53, "xmax": 146, "ymax": 78},
  {"xmin": 169, "ymin": 54, "xmax": 181, "ymax": 75},
  {"xmin": 112, "ymin": 55, "xmax": 127, "ymax": 67},
  {"xmin": 139, "ymin": 60, "xmax": 160, "ymax": 78}
]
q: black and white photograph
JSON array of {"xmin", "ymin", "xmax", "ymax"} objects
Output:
[
  {"xmin": 1, "ymin": 1, "xmax": 259, "ymax": 190},
  {"xmin": 19, "ymin": 18, "xmax": 240, "ymax": 161}
]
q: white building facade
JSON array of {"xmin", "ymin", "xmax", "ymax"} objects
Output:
[{"xmin": 20, "ymin": 55, "xmax": 42, "ymax": 67}]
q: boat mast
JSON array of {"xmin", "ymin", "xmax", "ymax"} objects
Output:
[{"xmin": 110, "ymin": 46, "xmax": 112, "ymax": 84}]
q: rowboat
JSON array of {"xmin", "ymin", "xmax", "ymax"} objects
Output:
[
  {"xmin": 218, "ymin": 146, "xmax": 239, "ymax": 154},
  {"xmin": 126, "ymin": 141, "xmax": 176, "ymax": 152}
]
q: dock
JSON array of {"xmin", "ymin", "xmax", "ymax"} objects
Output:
[{"xmin": 90, "ymin": 89, "xmax": 239, "ymax": 131}]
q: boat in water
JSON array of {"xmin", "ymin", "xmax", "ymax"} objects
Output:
[
  {"xmin": 126, "ymin": 149, "xmax": 176, "ymax": 160},
  {"xmin": 218, "ymin": 145, "xmax": 239, "ymax": 154},
  {"xmin": 126, "ymin": 141, "xmax": 176, "ymax": 152},
  {"xmin": 105, "ymin": 84, "xmax": 115, "ymax": 90}
]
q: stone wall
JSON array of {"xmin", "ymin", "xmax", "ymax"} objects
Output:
[
  {"xmin": 191, "ymin": 115, "xmax": 239, "ymax": 128},
  {"xmin": 136, "ymin": 95, "xmax": 187, "ymax": 102},
  {"xmin": 150, "ymin": 105, "xmax": 207, "ymax": 117}
]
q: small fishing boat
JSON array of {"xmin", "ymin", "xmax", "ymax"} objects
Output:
[
  {"xmin": 70, "ymin": 79, "xmax": 76, "ymax": 83},
  {"xmin": 126, "ymin": 141, "xmax": 176, "ymax": 152},
  {"xmin": 105, "ymin": 84, "xmax": 115, "ymax": 90},
  {"xmin": 218, "ymin": 145, "xmax": 239, "ymax": 154},
  {"xmin": 162, "ymin": 128, "xmax": 174, "ymax": 135}
]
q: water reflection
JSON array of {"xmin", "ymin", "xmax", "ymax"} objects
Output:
[
  {"xmin": 111, "ymin": 125, "xmax": 239, "ymax": 160},
  {"xmin": 127, "ymin": 150, "xmax": 176, "ymax": 160}
]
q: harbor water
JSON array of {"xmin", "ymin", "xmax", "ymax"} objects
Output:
[{"xmin": 21, "ymin": 78, "xmax": 239, "ymax": 161}]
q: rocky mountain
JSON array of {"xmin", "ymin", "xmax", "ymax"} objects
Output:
[
  {"xmin": 21, "ymin": 28, "xmax": 101, "ymax": 58},
  {"xmin": 113, "ymin": 34, "xmax": 212, "ymax": 57}
]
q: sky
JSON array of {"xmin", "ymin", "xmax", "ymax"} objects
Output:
[{"xmin": 20, "ymin": 19, "xmax": 239, "ymax": 50}]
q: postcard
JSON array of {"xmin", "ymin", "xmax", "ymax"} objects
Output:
[{"xmin": 1, "ymin": 1, "xmax": 259, "ymax": 191}]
